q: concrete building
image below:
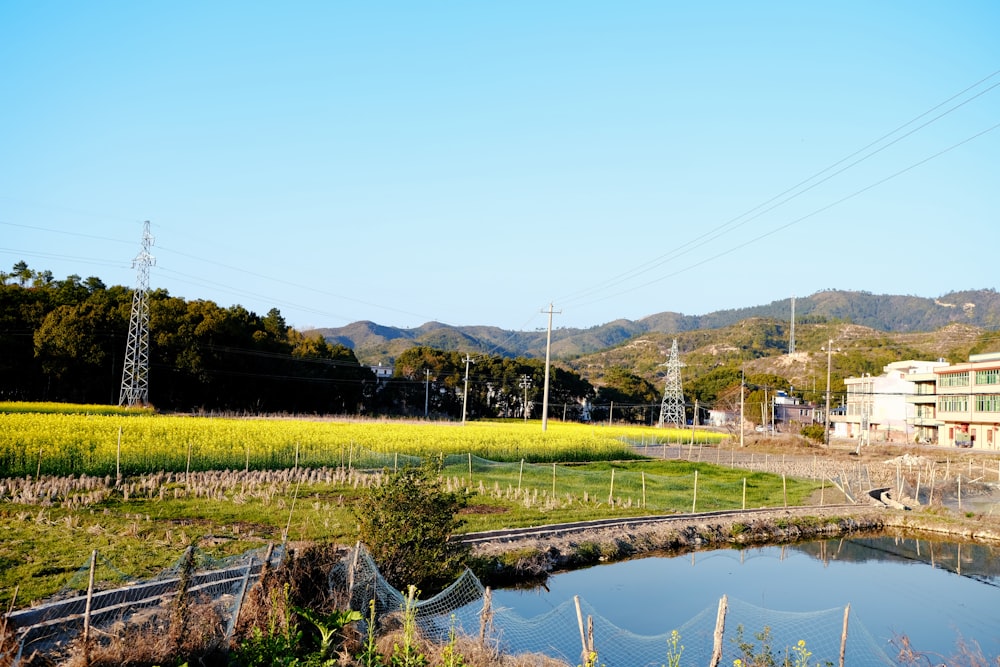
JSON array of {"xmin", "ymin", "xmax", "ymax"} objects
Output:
[
  {"xmin": 933, "ymin": 351, "xmax": 1000, "ymax": 449},
  {"xmin": 833, "ymin": 360, "xmax": 949, "ymax": 444}
]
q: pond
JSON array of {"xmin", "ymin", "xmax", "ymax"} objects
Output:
[{"xmin": 487, "ymin": 536, "xmax": 1000, "ymax": 666}]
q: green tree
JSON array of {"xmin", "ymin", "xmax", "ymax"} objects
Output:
[{"xmin": 352, "ymin": 462, "xmax": 469, "ymax": 593}]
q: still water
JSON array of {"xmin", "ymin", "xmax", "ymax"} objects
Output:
[{"xmin": 492, "ymin": 536, "xmax": 1000, "ymax": 662}]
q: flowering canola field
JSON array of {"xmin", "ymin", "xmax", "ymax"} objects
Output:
[{"xmin": 0, "ymin": 406, "xmax": 726, "ymax": 477}]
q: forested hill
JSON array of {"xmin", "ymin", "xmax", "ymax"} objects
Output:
[{"xmin": 309, "ymin": 288, "xmax": 1000, "ymax": 363}]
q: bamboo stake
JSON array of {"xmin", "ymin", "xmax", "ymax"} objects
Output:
[
  {"xmin": 83, "ymin": 549, "xmax": 98, "ymax": 656},
  {"xmin": 518, "ymin": 459, "xmax": 524, "ymax": 492},
  {"xmin": 839, "ymin": 603, "xmax": 850, "ymax": 667},
  {"xmin": 552, "ymin": 462, "xmax": 556, "ymax": 496},
  {"xmin": 742, "ymin": 478, "xmax": 746, "ymax": 510},
  {"xmin": 641, "ymin": 471, "xmax": 646, "ymax": 508},
  {"xmin": 782, "ymin": 474, "xmax": 787, "ymax": 508},
  {"xmin": 692, "ymin": 470, "xmax": 698, "ymax": 513},
  {"xmin": 820, "ymin": 478, "xmax": 825, "ymax": 506},
  {"xmin": 929, "ymin": 468, "xmax": 936, "ymax": 506},
  {"xmin": 608, "ymin": 468, "xmax": 615, "ymax": 505},
  {"xmin": 116, "ymin": 426, "xmax": 122, "ymax": 484},
  {"xmin": 574, "ymin": 596, "xmax": 588, "ymax": 666},
  {"xmin": 709, "ymin": 594, "xmax": 728, "ymax": 667}
]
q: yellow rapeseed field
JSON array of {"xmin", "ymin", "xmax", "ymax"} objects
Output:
[{"xmin": 0, "ymin": 405, "xmax": 726, "ymax": 476}]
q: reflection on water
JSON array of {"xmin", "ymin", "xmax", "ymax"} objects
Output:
[{"xmin": 494, "ymin": 536, "xmax": 1000, "ymax": 660}]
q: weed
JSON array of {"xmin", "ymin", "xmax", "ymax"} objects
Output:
[
  {"xmin": 390, "ymin": 586, "xmax": 427, "ymax": 667},
  {"xmin": 664, "ymin": 629, "xmax": 683, "ymax": 667}
]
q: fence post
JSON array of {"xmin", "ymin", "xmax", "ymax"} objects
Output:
[
  {"xmin": 692, "ymin": 470, "xmax": 698, "ymax": 513},
  {"xmin": 347, "ymin": 541, "xmax": 362, "ymax": 605},
  {"xmin": 479, "ymin": 586, "xmax": 493, "ymax": 646},
  {"xmin": 709, "ymin": 594, "xmax": 728, "ymax": 667},
  {"xmin": 229, "ymin": 554, "xmax": 257, "ymax": 641},
  {"xmin": 82, "ymin": 549, "xmax": 97, "ymax": 664},
  {"xmin": 839, "ymin": 603, "xmax": 850, "ymax": 667},
  {"xmin": 574, "ymin": 596, "xmax": 588, "ymax": 666}
]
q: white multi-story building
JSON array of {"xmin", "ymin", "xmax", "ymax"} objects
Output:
[
  {"xmin": 933, "ymin": 351, "xmax": 1000, "ymax": 449},
  {"xmin": 833, "ymin": 360, "xmax": 949, "ymax": 444}
]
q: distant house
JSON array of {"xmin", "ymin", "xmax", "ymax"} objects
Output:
[
  {"xmin": 772, "ymin": 391, "xmax": 815, "ymax": 429},
  {"xmin": 368, "ymin": 363, "xmax": 394, "ymax": 382}
]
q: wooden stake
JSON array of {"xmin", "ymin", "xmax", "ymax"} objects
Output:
[
  {"xmin": 641, "ymin": 471, "xmax": 646, "ymax": 508},
  {"xmin": 782, "ymin": 473, "xmax": 787, "ymax": 508},
  {"xmin": 518, "ymin": 458, "xmax": 524, "ymax": 492},
  {"xmin": 479, "ymin": 587, "xmax": 493, "ymax": 645},
  {"xmin": 709, "ymin": 594, "xmax": 728, "ymax": 667},
  {"xmin": 552, "ymin": 462, "xmax": 556, "ymax": 496},
  {"xmin": 608, "ymin": 468, "xmax": 615, "ymax": 505},
  {"xmin": 839, "ymin": 603, "xmax": 850, "ymax": 667}
]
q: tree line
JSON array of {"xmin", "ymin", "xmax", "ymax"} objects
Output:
[{"xmin": 1, "ymin": 263, "xmax": 665, "ymax": 420}]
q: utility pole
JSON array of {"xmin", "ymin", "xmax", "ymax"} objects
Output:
[
  {"xmin": 541, "ymin": 303, "xmax": 560, "ymax": 432},
  {"xmin": 519, "ymin": 374, "xmax": 532, "ymax": 422},
  {"xmin": 739, "ymin": 369, "xmax": 745, "ymax": 448},
  {"xmin": 789, "ymin": 295, "xmax": 796, "ymax": 354},
  {"xmin": 119, "ymin": 221, "xmax": 155, "ymax": 407},
  {"xmin": 424, "ymin": 369, "xmax": 431, "ymax": 418},
  {"xmin": 823, "ymin": 339, "xmax": 835, "ymax": 447},
  {"xmin": 461, "ymin": 354, "xmax": 475, "ymax": 425}
]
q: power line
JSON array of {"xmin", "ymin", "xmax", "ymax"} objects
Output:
[{"xmin": 557, "ymin": 72, "xmax": 1000, "ymax": 309}]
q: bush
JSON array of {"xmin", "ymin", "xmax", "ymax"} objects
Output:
[
  {"xmin": 353, "ymin": 461, "xmax": 469, "ymax": 593},
  {"xmin": 799, "ymin": 423, "xmax": 826, "ymax": 443}
]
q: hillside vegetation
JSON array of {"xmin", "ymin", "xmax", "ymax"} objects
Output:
[{"xmin": 308, "ymin": 288, "xmax": 1000, "ymax": 363}]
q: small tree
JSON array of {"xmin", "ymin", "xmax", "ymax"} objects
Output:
[{"xmin": 353, "ymin": 461, "xmax": 469, "ymax": 592}]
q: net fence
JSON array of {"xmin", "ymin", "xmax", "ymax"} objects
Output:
[
  {"xmin": 4, "ymin": 543, "xmax": 284, "ymax": 666},
  {"xmin": 331, "ymin": 543, "xmax": 897, "ymax": 667}
]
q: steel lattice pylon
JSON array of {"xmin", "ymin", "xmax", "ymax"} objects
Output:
[
  {"xmin": 658, "ymin": 339, "xmax": 686, "ymax": 428},
  {"xmin": 119, "ymin": 221, "xmax": 155, "ymax": 407}
]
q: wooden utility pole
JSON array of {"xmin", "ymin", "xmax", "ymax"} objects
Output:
[{"xmin": 541, "ymin": 303, "xmax": 560, "ymax": 432}]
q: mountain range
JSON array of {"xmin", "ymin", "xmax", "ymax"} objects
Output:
[{"xmin": 307, "ymin": 288, "xmax": 1000, "ymax": 366}]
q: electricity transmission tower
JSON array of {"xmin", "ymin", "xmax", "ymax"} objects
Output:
[
  {"xmin": 119, "ymin": 221, "xmax": 155, "ymax": 407},
  {"xmin": 658, "ymin": 339, "xmax": 686, "ymax": 428}
]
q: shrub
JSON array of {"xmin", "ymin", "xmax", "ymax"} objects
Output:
[
  {"xmin": 799, "ymin": 424, "xmax": 826, "ymax": 443},
  {"xmin": 353, "ymin": 461, "xmax": 469, "ymax": 593}
]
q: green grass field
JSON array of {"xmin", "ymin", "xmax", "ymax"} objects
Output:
[{"xmin": 0, "ymin": 404, "xmax": 803, "ymax": 609}]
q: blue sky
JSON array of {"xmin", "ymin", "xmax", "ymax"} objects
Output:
[{"xmin": 2, "ymin": 2, "xmax": 998, "ymax": 332}]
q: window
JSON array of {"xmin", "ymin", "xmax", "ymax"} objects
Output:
[
  {"xmin": 975, "ymin": 394, "xmax": 1000, "ymax": 413},
  {"xmin": 975, "ymin": 369, "xmax": 1000, "ymax": 385},
  {"xmin": 940, "ymin": 373, "xmax": 970, "ymax": 387},
  {"xmin": 938, "ymin": 395, "xmax": 969, "ymax": 412}
]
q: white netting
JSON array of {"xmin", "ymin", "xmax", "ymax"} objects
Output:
[
  {"xmin": 6, "ymin": 544, "xmax": 283, "ymax": 666},
  {"xmin": 333, "ymin": 544, "xmax": 896, "ymax": 666}
]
